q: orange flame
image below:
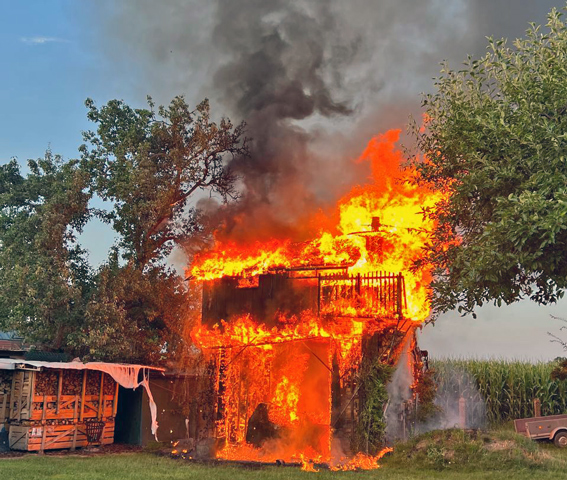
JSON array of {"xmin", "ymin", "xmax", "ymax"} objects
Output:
[
  {"xmin": 190, "ymin": 129, "xmax": 442, "ymax": 322},
  {"xmin": 189, "ymin": 129, "xmax": 442, "ymax": 468},
  {"xmin": 270, "ymin": 376, "xmax": 300, "ymax": 425},
  {"xmin": 330, "ymin": 447, "xmax": 393, "ymax": 471},
  {"xmin": 300, "ymin": 454, "xmax": 320, "ymax": 472}
]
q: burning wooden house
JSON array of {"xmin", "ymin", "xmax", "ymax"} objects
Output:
[
  {"xmin": 186, "ymin": 132, "xmax": 441, "ymax": 465},
  {"xmin": 194, "ymin": 268, "xmax": 418, "ymax": 460}
]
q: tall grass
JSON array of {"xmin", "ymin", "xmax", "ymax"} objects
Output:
[{"xmin": 431, "ymin": 359, "xmax": 567, "ymax": 424}]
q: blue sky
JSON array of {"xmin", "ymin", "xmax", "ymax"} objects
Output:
[
  {"xmin": 0, "ymin": 1, "xmax": 142, "ymax": 263},
  {"xmin": 0, "ymin": 1, "xmax": 151, "ymax": 163},
  {"xmin": 2, "ymin": 1, "xmax": 94, "ymax": 161}
]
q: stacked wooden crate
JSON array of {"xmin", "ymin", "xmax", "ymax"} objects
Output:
[
  {"xmin": 8, "ymin": 368, "xmax": 119, "ymax": 452},
  {"xmin": 0, "ymin": 370, "xmax": 12, "ymax": 432}
]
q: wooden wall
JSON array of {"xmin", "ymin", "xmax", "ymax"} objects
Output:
[
  {"xmin": 7, "ymin": 369, "xmax": 119, "ymax": 452},
  {"xmin": 9, "ymin": 421, "xmax": 114, "ymax": 451},
  {"xmin": 202, "ymin": 273, "xmax": 318, "ymax": 326}
]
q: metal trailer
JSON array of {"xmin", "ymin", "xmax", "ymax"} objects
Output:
[{"xmin": 514, "ymin": 414, "xmax": 567, "ymax": 447}]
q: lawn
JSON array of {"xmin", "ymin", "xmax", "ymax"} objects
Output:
[
  {"xmin": 0, "ymin": 450, "xmax": 563, "ymax": 480},
  {"xmin": 2, "ymin": 429, "xmax": 567, "ymax": 480},
  {"xmin": 0, "ymin": 453, "xmax": 553, "ymax": 480}
]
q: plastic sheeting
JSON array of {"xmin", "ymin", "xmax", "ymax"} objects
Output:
[{"xmin": 0, "ymin": 359, "xmax": 163, "ymax": 440}]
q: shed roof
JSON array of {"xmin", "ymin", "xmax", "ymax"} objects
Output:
[
  {"xmin": 0, "ymin": 332, "xmax": 22, "ymax": 340},
  {"xmin": 0, "ymin": 358, "xmax": 164, "ymax": 373}
]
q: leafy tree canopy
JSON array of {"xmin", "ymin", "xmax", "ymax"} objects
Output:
[
  {"xmin": 411, "ymin": 8, "xmax": 567, "ymax": 317},
  {"xmin": 78, "ymin": 96, "xmax": 246, "ymax": 363},
  {"xmin": 0, "ymin": 152, "xmax": 92, "ymax": 350},
  {"xmin": 0, "ymin": 96, "xmax": 246, "ymax": 363},
  {"xmin": 81, "ymin": 96, "xmax": 247, "ymax": 269}
]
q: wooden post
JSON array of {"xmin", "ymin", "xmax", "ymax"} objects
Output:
[
  {"xmin": 397, "ymin": 273, "xmax": 403, "ymax": 317},
  {"xmin": 40, "ymin": 394, "xmax": 47, "ymax": 454},
  {"xmin": 386, "ymin": 273, "xmax": 392, "ymax": 309},
  {"xmin": 98, "ymin": 372, "xmax": 105, "ymax": 420},
  {"xmin": 243, "ymin": 390, "xmax": 248, "ymax": 443},
  {"xmin": 9, "ymin": 371, "xmax": 17, "ymax": 420},
  {"xmin": 533, "ymin": 398, "xmax": 542, "ymax": 418},
  {"xmin": 392, "ymin": 273, "xmax": 395, "ymax": 311},
  {"xmin": 402, "ymin": 276, "xmax": 408, "ymax": 311},
  {"xmin": 71, "ymin": 395, "xmax": 78, "ymax": 451},
  {"xmin": 459, "ymin": 396, "xmax": 467, "ymax": 429},
  {"xmin": 235, "ymin": 368, "xmax": 242, "ymax": 441},
  {"xmin": 112, "ymin": 381, "xmax": 119, "ymax": 417},
  {"xmin": 41, "ymin": 394, "xmax": 47, "ymax": 423},
  {"xmin": 56, "ymin": 370, "xmax": 63, "ymax": 415},
  {"xmin": 0, "ymin": 393, "xmax": 7, "ymax": 425},
  {"xmin": 317, "ymin": 274, "xmax": 321, "ymax": 316},
  {"xmin": 79, "ymin": 370, "xmax": 87, "ymax": 422},
  {"xmin": 16, "ymin": 373, "xmax": 23, "ymax": 421},
  {"xmin": 28, "ymin": 371, "xmax": 35, "ymax": 420}
]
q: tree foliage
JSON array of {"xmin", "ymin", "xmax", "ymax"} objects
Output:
[
  {"xmin": 81, "ymin": 96, "xmax": 246, "ymax": 269},
  {"xmin": 76, "ymin": 96, "xmax": 247, "ymax": 363},
  {"xmin": 0, "ymin": 152, "xmax": 92, "ymax": 350},
  {"xmin": 0, "ymin": 96, "xmax": 246, "ymax": 363},
  {"xmin": 411, "ymin": 8, "xmax": 567, "ymax": 316},
  {"xmin": 353, "ymin": 362, "xmax": 392, "ymax": 454}
]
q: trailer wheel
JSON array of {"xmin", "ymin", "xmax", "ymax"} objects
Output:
[{"xmin": 554, "ymin": 431, "xmax": 567, "ymax": 447}]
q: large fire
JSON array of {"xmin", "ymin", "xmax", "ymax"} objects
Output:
[
  {"xmin": 191, "ymin": 129, "xmax": 441, "ymax": 321},
  {"xmin": 188, "ymin": 129, "xmax": 442, "ymax": 469}
]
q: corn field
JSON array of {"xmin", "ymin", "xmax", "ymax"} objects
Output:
[{"xmin": 431, "ymin": 359, "xmax": 567, "ymax": 425}]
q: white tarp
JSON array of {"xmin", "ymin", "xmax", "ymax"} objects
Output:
[{"xmin": 0, "ymin": 358, "xmax": 163, "ymax": 439}]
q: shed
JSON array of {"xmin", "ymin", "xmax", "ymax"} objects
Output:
[{"xmin": 0, "ymin": 359, "xmax": 163, "ymax": 453}]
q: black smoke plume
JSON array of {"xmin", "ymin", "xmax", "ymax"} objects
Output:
[{"xmin": 94, "ymin": 0, "xmax": 563, "ymax": 242}]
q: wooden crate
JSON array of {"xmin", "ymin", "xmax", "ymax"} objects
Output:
[
  {"xmin": 9, "ymin": 420, "xmax": 115, "ymax": 451},
  {"xmin": 0, "ymin": 370, "xmax": 12, "ymax": 432},
  {"xmin": 10, "ymin": 369, "xmax": 119, "ymax": 422},
  {"xmin": 9, "ymin": 370, "xmax": 33, "ymax": 421},
  {"xmin": 27, "ymin": 394, "xmax": 115, "ymax": 421}
]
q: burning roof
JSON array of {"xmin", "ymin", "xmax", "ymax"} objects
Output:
[{"xmin": 190, "ymin": 129, "xmax": 442, "ymax": 322}]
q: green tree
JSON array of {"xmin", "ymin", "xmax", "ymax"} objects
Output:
[
  {"xmin": 354, "ymin": 362, "xmax": 392, "ymax": 454},
  {"xmin": 78, "ymin": 96, "xmax": 247, "ymax": 362},
  {"xmin": 0, "ymin": 152, "xmax": 92, "ymax": 350},
  {"xmin": 0, "ymin": 96, "xmax": 245, "ymax": 363},
  {"xmin": 411, "ymin": 8, "xmax": 567, "ymax": 316},
  {"xmin": 81, "ymin": 96, "xmax": 245, "ymax": 268}
]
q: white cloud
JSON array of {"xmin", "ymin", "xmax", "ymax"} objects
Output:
[{"xmin": 20, "ymin": 36, "xmax": 68, "ymax": 45}]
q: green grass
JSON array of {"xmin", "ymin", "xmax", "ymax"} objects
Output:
[
  {"xmin": 2, "ymin": 431, "xmax": 567, "ymax": 480},
  {"xmin": 383, "ymin": 428, "xmax": 567, "ymax": 472}
]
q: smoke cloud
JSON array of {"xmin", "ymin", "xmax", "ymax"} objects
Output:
[
  {"xmin": 92, "ymin": 0, "xmax": 563, "ymax": 242},
  {"xmin": 419, "ymin": 366, "xmax": 487, "ymax": 433},
  {"xmin": 385, "ymin": 337, "xmax": 414, "ymax": 442}
]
